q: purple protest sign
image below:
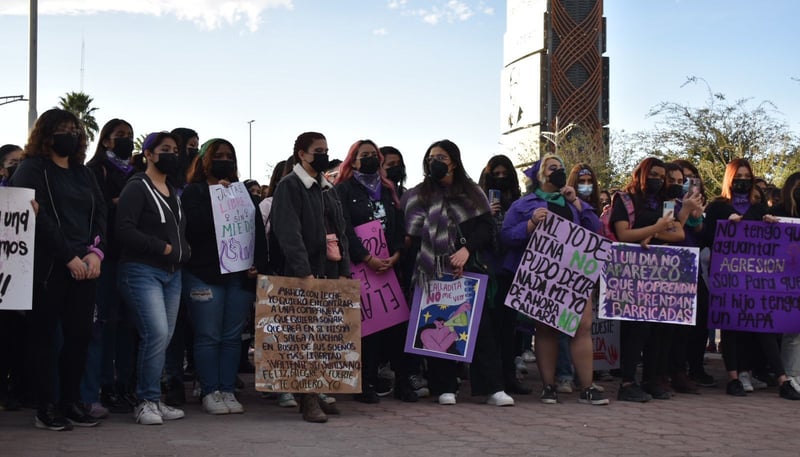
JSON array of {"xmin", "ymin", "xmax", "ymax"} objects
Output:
[
  {"xmin": 708, "ymin": 220, "xmax": 800, "ymax": 333},
  {"xmin": 404, "ymin": 272, "xmax": 487, "ymax": 363},
  {"xmin": 504, "ymin": 211, "xmax": 612, "ymax": 336},
  {"xmin": 599, "ymin": 243, "xmax": 699, "ymax": 325},
  {"xmin": 350, "ymin": 221, "xmax": 409, "ymax": 337}
]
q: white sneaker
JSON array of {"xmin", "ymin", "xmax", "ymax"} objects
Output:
[
  {"xmin": 221, "ymin": 391, "xmax": 244, "ymax": 414},
  {"xmin": 318, "ymin": 393, "xmax": 336, "ymax": 405},
  {"xmin": 135, "ymin": 400, "xmax": 163, "ymax": 425},
  {"xmin": 521, "ymin": 350, "xmax": 536, "ymax": 363},
  {"xmin": 556, "ymin": 379, "xmax": 574, "ymax": 393},
  {"xmin": 414, "ymin": 387, "xmax": 431, "ymax": 398},
  {"xmin": 790, "ymin": 376, "xmax": 800, "ymax": 394},
  {"xmin": 277, "ymin": 393, "xmax": 297, "ymax": 408},
  {"xmin": 203, "ymin": 391, "xmax": 229, "ymax": 415},
  {"xmin": 738, "ymin": 372, "xmax": 754, "ymax": 392},
  {"xmin": 438, "ymin": 393, "xmax": 456, "ymax": 405},
  {"xmin": 487, "ymin": 390, "xmax": 515, "ymax": 406},
  {"xmin": 515, "ymin": 356, "xmax": 528, "ymax": 374},
  {"xmin": 590, "ymin": 382, "xmax": 605, "ymax": 393},
  {"xmin": 158, "ymin": 401, "xmax": 184, "ymax": 420}
]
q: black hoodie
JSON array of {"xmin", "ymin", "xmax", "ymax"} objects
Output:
[{"xmin": 116, "ymin": 172, "xmax": 190, "ymax": 272}]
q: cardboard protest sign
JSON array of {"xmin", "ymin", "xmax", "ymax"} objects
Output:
[
  {"xmin": 254, "ymin": 275, "xmax": 362, "ymax": 394},
  {"xmin": 709, "ymin": 220, "xmax": 800, "ymax": 333},
  {"xmin": 404, "ymin": 272, "xmax": 487, "ymax": 363},
  {"xmin": 599, "ymin": 243, "xmax": 699, "ymax": 325},
  {"xmin": 0, "ymin": 188, "xmax": 35, "ymax": 310},
  {"xmin": 505, "ymin": 212, "xmax": 612, "ymax": 336},
  {"xmin": 210, "ymin": 182, "xmax": 256, "ymax": 274},
  {"xmin": 592, "ymin": 295, "xmax": 620, "ymax": 370},
  {"xmin": 350, "ymin": 221, "xmax": 409, "ymax": 337}
]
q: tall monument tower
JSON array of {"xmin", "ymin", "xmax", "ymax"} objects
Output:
[{"xmin": 501, "ymin": 0, "xmax": 609, "ymax": 162}]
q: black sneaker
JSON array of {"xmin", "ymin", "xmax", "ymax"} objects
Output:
[
  {"xmin": 163, "ymin": 377, "xmax": 186, "ymax": 406},
  {"xmin": 690, "ymin": 372, "xmax": 717, "ymax": 387},
  {"xmin": 101, "ymin": 385, "xmax": 133, "ymax": 414},
  {"xmin": 35, "ymin": 404, "xmax": 73, "ymax": 431},
  {"xmin": 726, "ymin": 379, "xmax": 746, "ymax": 397},
  {"xmin": 642, "ymin": 382, "xmax": 671, "ymax": 400},
  {"xmin": 540, "ymin": 384, "xmax": 558, "ymax": 404},
  {"xmin": 62, "ymin": 403, "xmax": 99, "ymax": 427},
  {"xmin": 617, "ymin": 383, "xmax": 652, "ymax": 402},
  {"xmin": 579, "ymin": 386, "xmax": 609, "ymax": 405},
  {"xmin": 779, "ymin": 380, "xmax": 800, "ymax": 400},
  {"xmin": 507, "ymin": 379, "xmax": 533, "ymax": 395},
  {"xmin": 374, "ymin": 377, "xmax": 394, "ymax": 397},
  {"xmin": 354, "ymin": 386, "xmax": 380, "ymax": 404}
]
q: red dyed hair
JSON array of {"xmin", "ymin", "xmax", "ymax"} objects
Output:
[{"xmin": 335, "ymin": 139, "xmax": 400, "ymax": 207}]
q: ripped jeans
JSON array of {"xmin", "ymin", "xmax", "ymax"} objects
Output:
[{"xmin": 183, "ymin": 270, "xmax": 254, "ymax": 396}]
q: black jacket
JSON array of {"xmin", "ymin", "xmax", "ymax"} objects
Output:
[
  {"xmin": 181, "ymin": 182, "xmax": 268, "ymax": 286},
  {"xmin": 9, "ymin": 155, "xmax": 106, "ymax": 284},
  {"xmin": 270, "ymin": 164, "xmax": 350, "ymax": 279},
  {"xmin": 116, "ymin": 172, "xmax": 190, "ymax": 272},
  {"xmin": 334, "ymin": 177, "xmax": 405, "ymax": 264},
  {"xmin": 87, "ymin": 157, "xmax": 133, "ymax": 261}
]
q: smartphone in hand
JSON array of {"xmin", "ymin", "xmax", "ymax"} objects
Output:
[{"xmin": 663, "ymin": 200, "xmax": 675, "ymax": 218}]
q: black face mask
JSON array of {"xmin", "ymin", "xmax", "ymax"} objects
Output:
[
  {"xmin": 548, "ymin": 169, "xmax": 567, "ymax": 189},
  {"xmin": 645, "ymin": 178, "xmax": 663, "ymax": 194},
  {"xmin": 4, "ymin": 166, "xmax": 18, "ymax": 180},
  {"xmin": 154, "ymin": 153, "xmax": 180, "ymax": 175},
  {"xmin": 666, "ymin": 184, "xmax": 684, "ymax": 199},
  {"xmin": 186, "ymin": 148, "xmax": 199, "ymax": 162},
  {"xmin": 112, "ymin": 137, "xmax": 134, "ymax": 160},
  {"xmin": 307, "ymin": 153, "xmax": 329, "ymax": 174},
  {"xmin": 731, "ymin": 179, "xmax": 752, "ymax": 195},
  {"xmin": 428, "ymin": 160, "xmax": 449, "ymax": 181},
  {"xmin": 490, "ymin": 176, "xmax": 511, "ymax": 191},
  {"xmin": 358, "ymin": 156, "xmax": 380, "ymax": 175},
  {"xmin": 210, "ymin": 160, "xmax": 236, "ymax": 180},
  {"xmin": 52, "ymin": 133, "xmax": 79, "ymax": 158},
  {"xmin": 385, "ymin": 165, "xmax": 405, "ymax": 183}
]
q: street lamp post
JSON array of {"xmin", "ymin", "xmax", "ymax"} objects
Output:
[{"xmin": 247, "ymin": 119, "xmax": 255, "ymax": 179}]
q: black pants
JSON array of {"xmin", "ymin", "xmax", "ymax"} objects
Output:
[
  {"xmin": 687, "ymin": 277, "xmax": 710, "ymax": 376},
  {"xmin": 28, "ymin": 266, "xmax": 96, "ymax": 409},
  {"xmin": 620, "ymin": 320, "xmax": 651, "ymax": 383},
  {"xmin": 722, "ymin": 330, "xmax": 785, "ymax": 377},
  {"xmin": 362, "ymin": 322, "xmax": 410, "ymax": 389},
  {"xmin": 642, "ymin": 322, "xmax": 675, "ymax": 383},
  {"xmin": 494, "ymin": 273, "xmax": 522, "ymax": 387},
  {"xmin": 0, "ymin": 310, "xmax": 27, "ymax": 399}
]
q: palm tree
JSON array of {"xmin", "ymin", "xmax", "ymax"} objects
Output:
[{"xmin": 58, "ymin": 91, "xmax": 99, "ymax": 142}]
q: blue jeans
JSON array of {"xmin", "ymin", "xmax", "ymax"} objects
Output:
[
  {"xmin": 118, "ymin": 262, "xmax": 182, "ymax": 402},
  {"xmin": 184, "ymin": 271, "xmax": 254, "ymax": 396},
  {"xmin": 556, "ymin": 333, "xmax": 574, "ymax": 382}
]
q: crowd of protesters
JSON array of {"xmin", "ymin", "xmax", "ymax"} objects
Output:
[{"xmin": 1, "ymin": 109, "xmax": 799, "ymax": 431}]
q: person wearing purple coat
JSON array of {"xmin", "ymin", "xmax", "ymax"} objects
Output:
[{"xmin": 500, "ymin": 154, "xmax": 608, "ymax": 406}]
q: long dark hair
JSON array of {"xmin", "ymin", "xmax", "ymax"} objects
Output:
[
  {"xmin": 671, "ymin": 159, "xmax": 706, "ymax": 204},
  {"xmin": 781, "ymin": 172, "xmax": 800, "ymax": 217},
  {"xmin": 87, "ymin": 118, "xmax": 133, "ymax": 166},
  {"xmin": 418, "ymin": 139, "xmax": 485, "ymax": 209},
  {"xmin": 266, "ymin": 159, "xmax": 288, "ymax": 198},
  {"xmin": 478, "ymin": 154, "xmax": 521, "ymax": 210},
  {"xmin": 24, "ymin": 108, "xmax": 89, "ymax": 165},
  {"xmin": 293, "ymin": 132, "xmax": 326, "ymax": 161}
]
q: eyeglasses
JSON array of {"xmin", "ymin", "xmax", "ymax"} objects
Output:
[{"xmin": 428, "ymin": 154, "xmax": 450, "ymax": 163}]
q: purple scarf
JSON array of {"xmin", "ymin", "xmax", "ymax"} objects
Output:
[
  {"xmin": 105, "ymin": 150, "xmax": 134, "ymax": 176},
  {"xmin": 732, "ymin": 192, "xmax": 750, "ymax": 215},
  {"xmin": 353, "ymin": 172, "xmax": 382, "ymax": 201}
]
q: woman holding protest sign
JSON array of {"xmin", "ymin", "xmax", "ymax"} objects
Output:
[
  {"xmin": 270, "ymin": 131, "xmax": 351, "ymax": 423},
  {"xmin": 477, "ymin": 155, "xmax": 532, "ymax": 395},
  {"xmin": 610, "ymin": 157, "xmax": 685, "ymax": 402},
  {"xmin": 702, "ymin": 158, "xmax": 800, "ymax": 400},
  {"xmin": 116, "ymin": 131, "xmax": 191, "ymax": 425},
  {"xmin": 181, "ymin": 138, "xmax": 267, "ymax": 415},
  {"xmin": 10, "ymin": 109, "xmax": 107, "ymax": 430},
  {"xmin": 501, "ymin": 155, "xmax": 608, "ymax": 406},
  {"xmin": 334, "ymin": 139, "xmax": 418, "ymax": 403},
  {"xmin": 404, "ymin": 139, "xmax": 514, "ymax": 407}
]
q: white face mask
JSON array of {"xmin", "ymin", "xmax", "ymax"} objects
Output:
[{"xmin": 577, "ymin": 183, "xmax": 593, "ymax": 197}]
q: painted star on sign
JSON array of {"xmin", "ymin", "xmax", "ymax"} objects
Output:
[
  {"xmin": 423, "ymin": 311, "xmax": 432, "ymax": 322},
  {"xmin": 459, "ymin": 331, "xmax": 469, "ymax": 341}
]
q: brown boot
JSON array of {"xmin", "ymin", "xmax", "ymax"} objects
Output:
[
  {"xmin": 671, "ymin": 372, "xmax": 699, "ymax": 394},
  {"xmin": 317, "ymin": 395, "xmax": 340, "ymax": 415},
  {"xmin": 300, "ymin": 394, "xmax": 327, "ymax": 423}
]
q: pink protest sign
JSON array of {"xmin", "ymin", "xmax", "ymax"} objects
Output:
[{"xmin": 350, "ymin": 221, "xmax": 409, "ymax": 337}]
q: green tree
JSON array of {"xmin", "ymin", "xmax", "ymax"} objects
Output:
[
  {"xmin": 645, "ymin": 77, "xmax": 799, "ymax": 196},
  {"xmin": 58, "ymin": 91, "xmax": 99, "ymax": 142},
  {"xmin": 133, "ymin": 133, "xmax": 148, "ymax": 154}
]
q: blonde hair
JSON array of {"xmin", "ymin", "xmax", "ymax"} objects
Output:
[{"xmin": 536, "ymin": 154, "xmax": 565, "ymax": 185}]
